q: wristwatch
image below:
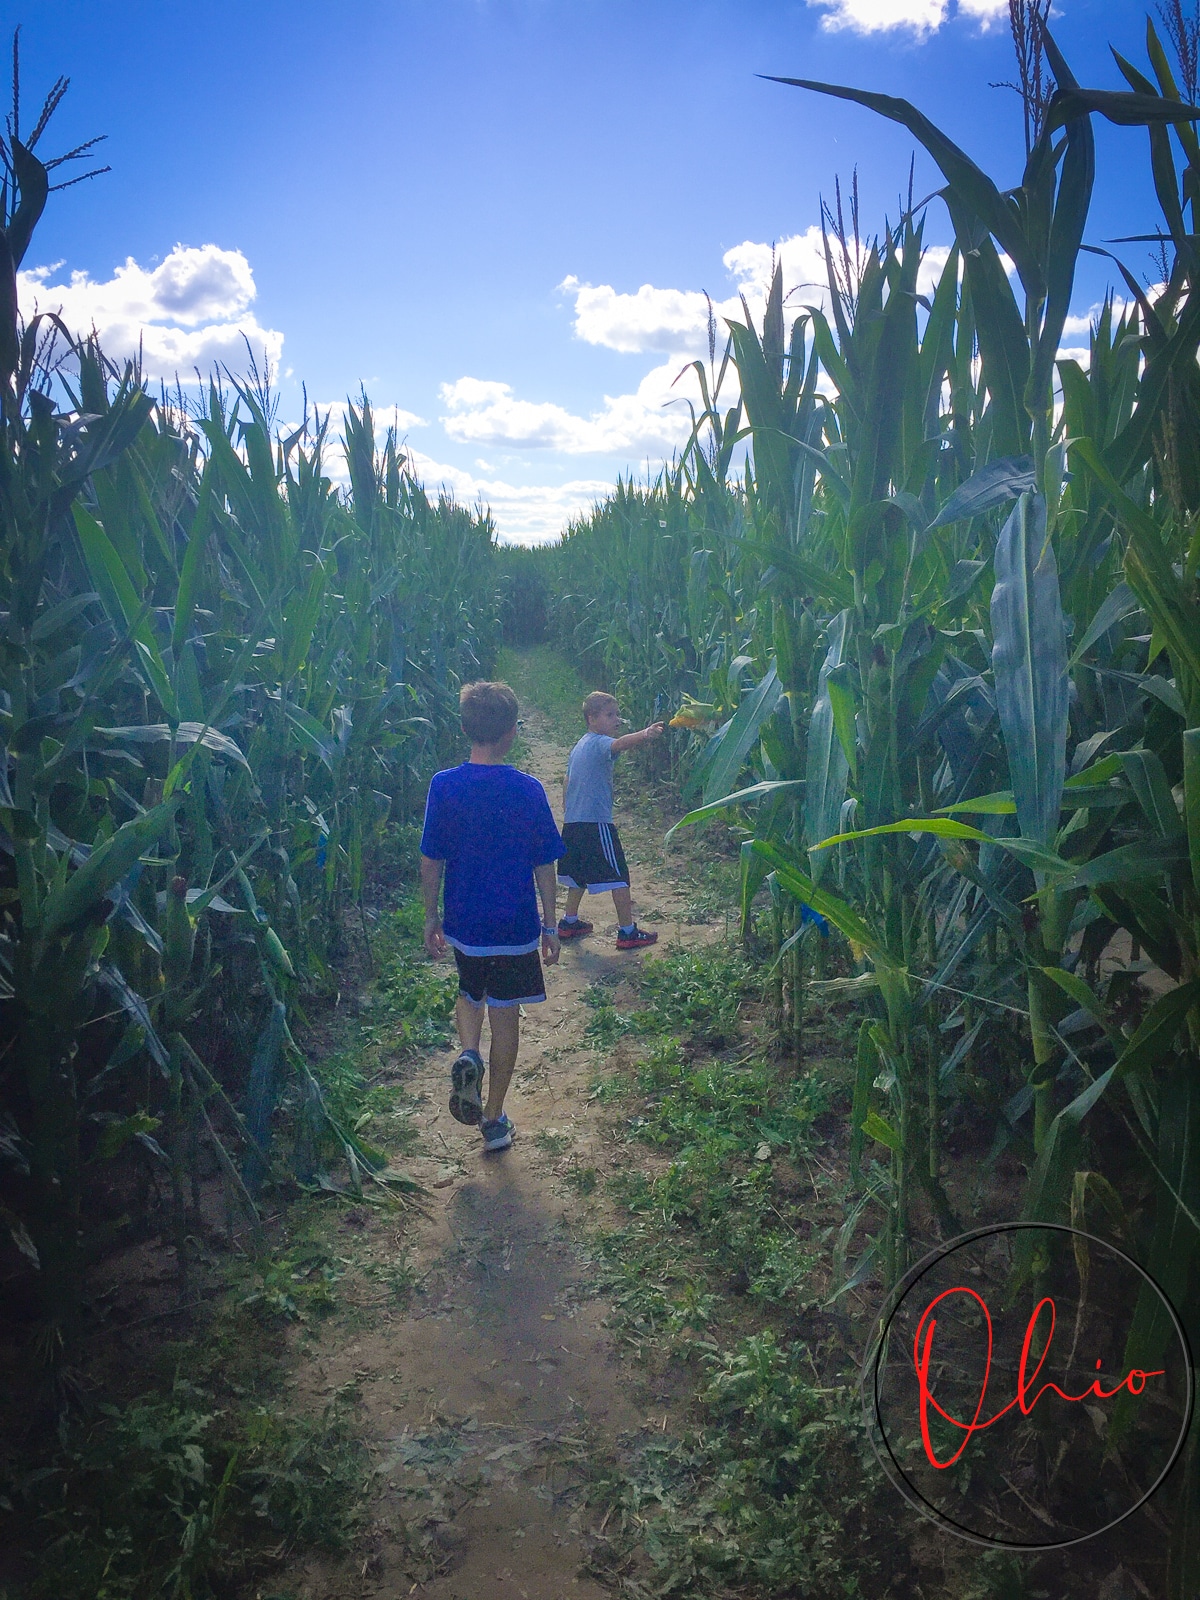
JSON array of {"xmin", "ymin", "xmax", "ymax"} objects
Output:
[{"xmin": 541, "ymin": 924, "xmax": 559, "ymax": 936}]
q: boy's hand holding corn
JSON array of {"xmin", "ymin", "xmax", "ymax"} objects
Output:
[{"xmin": 610, "ymin": 719, "xmax": 663, "ymax": 753}]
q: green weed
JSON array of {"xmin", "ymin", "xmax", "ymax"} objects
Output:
[
  {"xmin": 586, "ymin": 1069, "xmax": 632, "ymax": 1105},
  {"xmin": 582, "ymin": 945, "xmax": 758, "ymax": 1054},
  {"xmin": 575, "ymin": 955, "xmax": 878, "ymax": 1591},
  {"xmin": 533, "ymin": 1129, "xmax": 574, "ymax": 1156},
  {"xmin": 681, "ymin": 854, "xmax": 740, "ymax": 926},
  {"xmin": 563, "ymin": 1162, "xmax": 598, "ymax": 1196},
  {"xmin": 372, "ymin": 899, "xmax": 459, "ymax": 1053},
  {"xmin": 583, "ymin": 1004, "xmax": 635, "ymax": 1049},
  {"xmin": 306, "ymin": 895, "xmax": 456, "ymax": 1152},
  {"xmin": 7, "ymin": 1382, "xmax": 367, "ymax": 1599},
  {"xmin": 636, "ymin": 944, "xmax": 757, "ymax": 1048},
  {"xmin": 240, "ymin": 1239, "xmax": 344, "ymax": 1323},
  {"xmin": 593, "ymin": 1030, "xmax": 835, "ymax": 1336},
  {"xmin": 362, "ymin": 1251, "xmax": 422, "ymax": 1306},
  {"xmin": 583, "ymin": 1333, "xmax": 876, "ymax": 1596}
]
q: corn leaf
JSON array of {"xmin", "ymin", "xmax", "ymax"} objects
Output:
[
  {"xmin": 93, "ymin": 723, "xmax": 249, "ymax": 768},
  {"xmin": 805, "ymin": 611, "xmax": 850, "ymax": 881},
  {"xmin": 73, "ymin": 504, "xmax": 177, "ymax": 719},
  {"xmin": 665, "ymin": 779, "xmax": 804, "ymax": 840},
  {"xmin": 926, "ymin": 455, "xmax": 1036, "ymax": 530},
  {"xmin": 991, "ymin": 492, "xmax": 1068, "ymax": 851},
  {"xmin": 702, "ymin": 663, "xmax": 781, "ymax": 805},
  {"xmin": 41, "ymin": 799, "xmax": 180, "ymax": 942},
  {"xmin": 1112, "ymin": 980, "xmax": 1200, "ymax": 1080}
]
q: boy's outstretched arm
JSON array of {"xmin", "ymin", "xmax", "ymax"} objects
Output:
[
  {"xmin": 611, "ymin": 721, "xmax": 664, "ymax": 754},
  {"xmin": 420, "ymin": 854, "xmax": 447, "ymax": 958}
]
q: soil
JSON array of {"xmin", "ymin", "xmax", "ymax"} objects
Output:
[{"xmin": 269, "ymin": 701, "xmax": 716, "ymax": 1600}]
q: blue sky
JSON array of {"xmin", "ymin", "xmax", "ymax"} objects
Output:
[{"xmin": 18, "ymin": 0, "xmax": 1171, "ymax": 541}]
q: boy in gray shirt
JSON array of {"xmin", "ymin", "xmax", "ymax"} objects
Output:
[{"xmin": 557, "ymin": 691, "xmax": 663, "ymax": 950}]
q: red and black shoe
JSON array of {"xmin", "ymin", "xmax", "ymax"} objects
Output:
[
  {"xmin": 616, "ymin": 925, "xmax": 657, "ymax": 951},
  {"xmin": 557, "ymin": 918, "xmax": 593, "ymax": 941}
]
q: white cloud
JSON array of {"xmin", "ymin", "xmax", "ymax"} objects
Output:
[
  {"xmin": 564, "ymin": 277, "xmax": 720, "ymax": 357},
  {"xmin": 956, "ymin": 0, "xmax": 1009, "ymax": 26},
  {"xmin": 306, "ymin": 398, "xmax": 427, "ymax": 439},
  {"xmin": 1060, "ymin": 312, "xmax": 1097, "ymax": 341},
  {"xmin": 1059, "ymin": 289, "xmax": 1157, "ymax": 344},
  {"xmin": 807, "ymin": 0, "xmax": 1007, "ymax": 36},
  {"xmin": 809, "ymin": 0, "xmax": 949, "ymax": 35},
  {"xmin": 439, "ymin": 376, "xmax": 512, "ymax": 410},
  {"xmin": 18, "ymin": 243, "xmax": 284, "ymax": 379},
  {"xmin": 439, "ymin": 361, "xmax": 697, "ymax": 456},
  {"xmin": 1055, "ymin": 291, "xmax": 1155, "ymax": 371},
  {"xmin": 724, "ymin": 230, "xmax": 836, "ymax": 310},
  {"xmin": 562, "ymin": 231, "xmax": 838, "ymax": 360},
  {"xmin": 281, "ymin": 412, "xmax": 593, "ymax": 544},
  {"xmin": 917, "ymin": 244, "xmax": 954, "ymax": 295},
  {"xmin": 448, "ymin": 231, "xmax": 956, "ymax": 473},
  {"xmin": 404, "ymin": 449, "xmax": 612, "ymax": 546},
  {"xmin": 386, "ymin": 406, "xmax": 427, "ymax": 432},
  {"xmin": 562, "ymin": 232, "xmax": 954, "ymax": 365}
]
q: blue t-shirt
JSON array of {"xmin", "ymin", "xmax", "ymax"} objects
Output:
[
  {"xmin": 564, "ymin": 731, "xmax": 616, "ymax": 824},
  {"xmin": 420, "ymin": 763, "xmax": 564, "ymax": 955}
]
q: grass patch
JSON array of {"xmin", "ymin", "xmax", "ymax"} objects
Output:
[
  {"xmin": 635, "ymin": 944, "xmax": 757, "ymax": 1047},
  {"xmin": 583, "ymin": 1332, "xmax": 878, "ymax": 1598},
  {"xmin": 7, "ymin": 1381, "xmax": 367, "ymax": 1599},
  {"xmin": 598, "ymin": 1037, "xmax": 832, "ymax": 1322},
  {"xmin": 5, "ymin": 1192, "xmax": 373, "ymax": 1599},
  {"xmin": 362, "ymin": 1248, "xmax": 423, "ymax": 1307},
  {"xmin": 496, "ymin": 645, "xmax": 587, "ymax": 753},
  {"xmin": 533, "ymin": 1128, "xmax": 574, "ymax": 1156},
  {"xmin": 306, "ymin": 894, "xmax": 456, "ymax": 1156},
  {"xmin": 564, "ymin": 1162, "xmax": 598, "ymax": 1195},
  {"xmin": 583, "ymin": 944, "xmax": 760, "ymax": 1055},
  {"xmin": 370, "ymin": 897, "xmax": 460, "ymax": 1055},
  {"xmin": 572, "ymin": 936, "xmax": 889, "ymax": 1595},
  {"xmin": 680, "ymin": 852, "xmax": 741, "ymax": 926}
]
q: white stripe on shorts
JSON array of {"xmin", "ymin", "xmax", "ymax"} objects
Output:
[{"xmin": 600, "ymin": 823, "xmax": 620, "ymax": 875}]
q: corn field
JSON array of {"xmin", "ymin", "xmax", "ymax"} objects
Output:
[
  {"xmin": 522, "ymin": 19, "xmax": 1200, "ymax": 1587},
  {"xmin": 5, "ymin": 8, "xmax": 1200, "ymax": 1590},
  {"xmin": 0, "ymin": 68, "xmax": 502, "ymax": 1381}
]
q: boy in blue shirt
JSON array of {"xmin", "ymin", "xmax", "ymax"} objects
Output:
[
  {"xmin": 420, "ymin": 681, "xmax": 563, "ymax": 1152},
  {"xmin": 557, "ymin": 690, "xmax": 663, "ymax": 950}
]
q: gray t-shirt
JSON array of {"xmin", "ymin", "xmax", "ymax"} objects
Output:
[{"xmin": 564, "ymin": 730, "xmax": 617, "ymax": 823}]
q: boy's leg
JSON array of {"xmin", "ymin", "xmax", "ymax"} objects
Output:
[
  {"xmin": 605, "ymin": 826, "xmax": 654, "ymax": 946},
  {"xmin": 558, "ymin": 821, "xmax": 587, "ymax": 924},
  {"xmin": 456, "ymin": 993, "xmax": 485, "ymax": 1053},
  {"xmin": 449, "ymin": 955, "xmax": 487, "ymax": 1125},
  {"xmin": 483, "ymin": 1004, "xmax": 520, "ymax": 1121},
  {"xmin": 564, "ymin": 886, "xmax": 586, "ymax": 918},
  {"xmin": 613, "ymin": 879, "xmax": 656, "ymax": 948}
]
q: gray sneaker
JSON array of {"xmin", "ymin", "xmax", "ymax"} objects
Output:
[
  {"xmin": 481, "ymin": 1113, "xmax": 515, "ymax": 1152},
  {"xmin": 449, "ymin": 1049, "xmax": 484, "ymax": 1125}
]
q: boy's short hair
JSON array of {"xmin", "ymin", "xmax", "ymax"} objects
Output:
[
  {"xmin": 583, "ymin": 690, "xmax": 618, "ymax": 724},
  {"xmin": 460, "ymin": 681, "xmax": 519, "ymax": 744}
]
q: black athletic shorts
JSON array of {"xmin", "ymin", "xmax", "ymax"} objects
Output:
[
  {"xmin": 557, "ymin": 821, "xmax": 629, "ymax": 892},
  {"xmin": 453, "ymin": 947, "xmax": 546, "ymax": 1008}
]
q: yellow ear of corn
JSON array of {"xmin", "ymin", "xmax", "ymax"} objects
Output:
[{"xmin": 669, "ymin": 696, "xmax": 720, "ymax": 730}]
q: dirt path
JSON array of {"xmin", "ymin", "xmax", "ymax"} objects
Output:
[{"xmin": 279, "ymin": 699, "xmax": 709, "ymax": 1600}]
